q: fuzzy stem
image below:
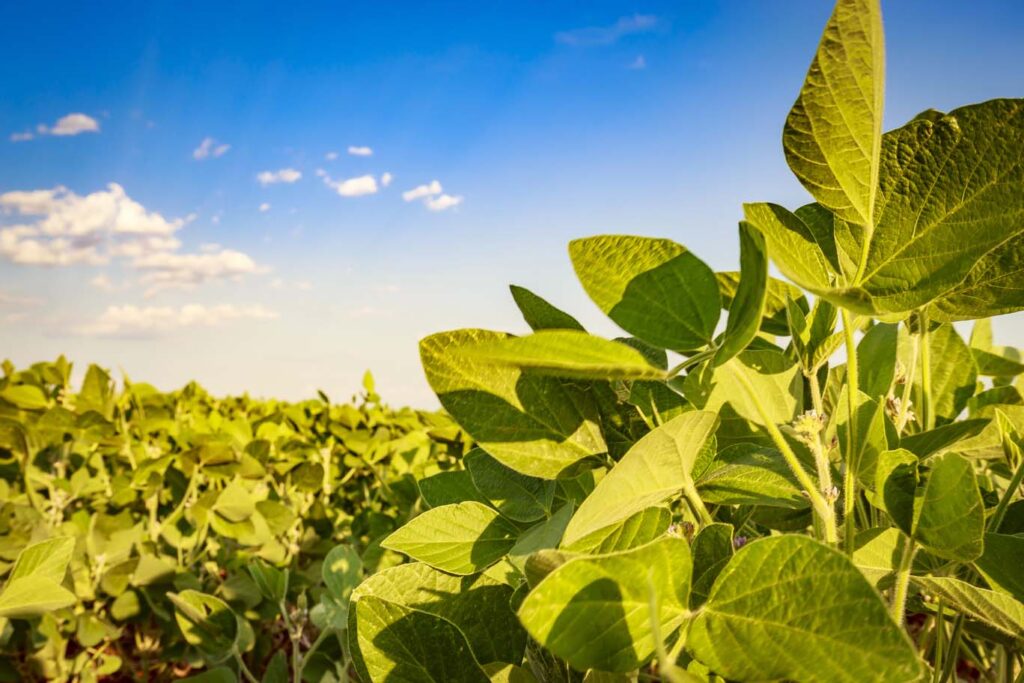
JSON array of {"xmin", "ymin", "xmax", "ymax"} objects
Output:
[
  {"xmin": 890, "ymin": 536, "xmax": 916, "ymax": 627},
  {"xmin": 681, "ymin": 480, "xmax": 714, "ymax": 526},
  {"xmin": 896, "ymin": 326, "xmax": 919, "ymax": 433},
  {"xmin": 733, "ymin": 367, "xmax": 837, "ymax": 544},
  {"xmin": 841, "ymin": 309, "xmax": 860, "ymax": 555}
]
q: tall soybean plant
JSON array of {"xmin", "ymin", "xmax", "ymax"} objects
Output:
[{"xmin": 353, "ymin": 0, "xmax": 1024, "ymax": 681}]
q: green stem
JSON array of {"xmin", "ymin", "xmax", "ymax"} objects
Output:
[
  {"xmin": 807, "ymin": 370, "xmax": 826, "ymax": 416},
  {"xmin": 681, "ymin": 480, "xmax": 714, "ymax": 526},
  {"xmin": 733, "ymin": 367, "xmax": 837, "ymax": 544},
  {"xmin": 668, "ymin": 347, "xmax": 717, "ymax": 378},
  {"xmin": 931, "ymin": 598, "xmax": 945, "ymax": 683},
  {"xmin": 895, "ymin": 327, "xmax": 919, "ymax": 433},
  {"xmin": 939, "ymin": 614, "xmax": 965, "ymax": 683},
  {"xmin": 890, "ymin": 536, "xmax": 916, "ymax": 627},
  {"xmin": 919, "ymin": 310, "xmax": 935, "ymax": 431},
  {"xmin": 280, "ymin": 600, "xmax": 303, "ymax": 683},
  {"xmin": 234, "ymin": 650, "xmax": 260, "ymax": 683},
  {"xmin": 841, "ymin": 309, "xmax": 860, "ymax": 555},
  {"xmin": 990, "ymin": 432, "xmax": 1024, "ymax": 532}
]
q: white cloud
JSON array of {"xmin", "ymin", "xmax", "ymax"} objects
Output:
[
  {"xmin": 425, "ymin": 194, "xmax": 464, "ymax": 212},
  {"xmin": 402, "ymin": 180, "xmax": 442, "ymax": 202},
  {"xmin": 193, "ymin": 137, "xmax": 230, "ymax": 160},
  {"xmin": 257, "ymin": 168, "xmax": 302, "ymax": 186},
  {"xmin": 555, "ymin": 14, "xmax": 657, "ymax": 47},
  {"xmin": 133, "ymin": 249, "xmax": 266, "ymax": 296},
  {"xmin": 347, "ymin": 145, "xmax": 373, "ymax": 157},
  {"xmin": 76, "ymin": 304, "xmax": 278, "ymax": 337},
  {"xmin": 22, "ymin": 113, "xmax": 101, "ymax": 138},
  {"xmin": 0, "ymin": 184, "xmax": 265, "ymax": 293},
  {"xmin": 325, "ymin": 151, "xmax": 339, "ymax": 161},
  {"xmin": 259, "ymin": 202, "xmax": 271, "ymax": 213},
  {"xmin": 381, "ymin": 172, "xmax": 393, "ymax": 188},
  {"xmin": 90, "ymin": 273, "xmax": 116, "ymax": 291},
  {"xmin": 629, "ymin": 55, "xmax": 647, "ymax": 69},
  {"xmin": 322, "ymin": 173, "xmax": 381, "ymax": 197}
]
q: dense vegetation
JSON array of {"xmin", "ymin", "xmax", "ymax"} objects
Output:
[
  {"xmin": 3, "ymin": 0, "xmax": 1024, "ymax": 681},
  {"xmin": 0, "ymin": 359, "xmax": 468, "ymax": 681}
]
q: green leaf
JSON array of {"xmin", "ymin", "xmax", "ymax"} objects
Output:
[
  {"xmin": 167, "ymin": 591, "xmax": 238, "ymax": 662},
  {"xmin": 783, "ymin": 0, "xmax": 884, "ymax": 228},
  {"xmin": 351, "ymin": 596, "xmax": 489, "ymax": 683},
  {"xmin": 508, "ymin": 504, "xmax": 574, "ymax": 574},
  {"xmin": 382, "ymin": 502, "xmax": 520, "ymax": 575},
  {"xmin": 717, "ymin": 271, "xmax": 807, "ymax": 337},
  {"xmin": 688, "ymin": 536, "xmax": 922, "ymax": 683},
  {"xmin": 743, "ymin": 203, "xmax": 840, "ymax": 297},
  {"xmin": 973, "ymin": 533, "xmax": 1024, "ymax": 602},
  {"xmin": 872, "ymin": 101, "xmax": 1024, "ymax": 317},
  {"xmin": 695, "ymin": 444, "xmax": 807, "ymax": 509},
  {"xmin": 569, "ymin": 236, "xmax": 721, "ymax": 351},
  {"xmin": 683, "ymin": 350, "xmax": 802, "ymax": 442},
  {"xmin": 898, "ymin": 419, "xmax": 989, "ymax": 459},
  {"xmin": 690, "ymin": 523, "xmax": 734, "ymax": 608},
  {"xmin": 323, "ymin": 544, "xmax": 363, "ymax": 605},
  {"xmin": 913, "ymin": 451, "xmax": 985, "ymax": 562},
  {"xmin": 857, "ymin": 323, "xmax": 898, "ymax": 401},
  {"xmin": 8, "ymin": 536, "xmax": 75, "ymax": 584},
  {"xmin": 561, "ymin": 411, "xmax": 718, "ymax": 547},
  {"xmin": 874, "ymin": 448, "xmax": 919, "ymax": 534},
  {"xmin": 463, "ymin": 330, "xmax": 666, "ymax": 381},
  {"xmin": 852, "ymin": 527, "xmax": 903, "ymax": 588},
  {"xmin": 466, "ymin": 449, "xmax": 555, "ymax": 523},
  {"xmin": 247, "ymin": 562, "xmax": 288, "ymax": 604},
  {"xmin": 0, "ymin": 383, "xmax": 49, "ymax": 410},
  {"xmin": 421, "ymin": 329, "xmax": 606, "ymax": 479},
  {"xmin": 912, "ymin": 576, "xmax": 1024, "ymax": 639},
  {"xmin": 352, "ymin": 562, "xmax": 526, "ymax": 665},
  {"xmin": 509, "ymin": 285, "xmax": 585, "ymax": 332},
  {"xmin": 213, "ymin": 479, "xmax": 255, "ymax": 523},
  {"xmin": 714, "ymin": 222, "xmax": 768, "ymax": 366},
  {"xmin": 969, "ymin": 320, "xmax": 1024, "ymax": 377},
  {"xmin": 561, "ymin": 506, "xmax": 671, "ymax": 555},
  {"xmin": 899, "ymin": 324, "xmax": 977, "ymax": 425},
  {"xmin": 0, "ymin": 577, "xmax": 77, "ymax": 618},
  {"xmin": 418, "ymin": 470, "xmax": 490, "ymax": 508},
  {"xmin": 517, "ymin": 537, "xmax": 692, "ymax": 673}
]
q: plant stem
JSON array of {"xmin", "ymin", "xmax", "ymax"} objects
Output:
[
  {"xmin": 234, "ymin": 650, "xmax": 260, "ymax": 683},
  {"xmin": 939, "ymin": 614, "xmax": 965, "ymax": 683},
  {"xmin": 667, "ymin": 347, "xmax": 717, "ymax": 378},
  {"xmin": 990, "ymin": 431, "xmax": 1024, "ymax": 532},
  {"xmin": 807, "ymin": 370, "xmax": 825, "ymax": 416},
  {"xmin": 681, "ymin": 480, "xmax": 714, "ymax": 526},
  {"xmin": 890, "ymin": 536, "xmax": 916, "ymax": 627},
  {"xmin": 895, "ymin": 327, "xmax": 919, "ymax": 433},
  {"xmin": 919, "ymin": 310, "xmax": 935, "ymax": 431},
  {"xmin": 733, "ymin": 368, "xmax": 837, "ymax": 544},
  {"xmin": 931, "ymin": 598, "xmax": 945, "ymax": 683},
  {"xmin": 841, "ymin": 309, "xmax": 860, "ymax": 555}
]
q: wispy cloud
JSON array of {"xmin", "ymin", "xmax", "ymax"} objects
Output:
[
  {"xmin": 402, "ymin": 180, "xmax": 462, "ymax": 211},
  {"xmin": 257, "ymin": 168, "xmax": 302, "ymax": 186},
  {"xmin": 555, "ymin": 14, "xmax": 657, "ymax": 47},
  {"xmin": 75, "ymin": 303, "xmax": 278, "ymax": 337},
  {"xmin": 325, "ymin": 151, "xmax": 339, "ymax": 161},
  {"xmin": 347, "ymin": 145, "xmax": 373, "ymax": 157},
  {"xmin": 259, "ymin": 202, "xmax": 271, "ymax": 213},
  {"xmin": 0, "ymin": 184, "xmax": 266, "ymax": 294},
  {"xmin": 193, "ymin": 136, "xmax": 230, "ymax": 160},
  {"xmin": 402, "ymin": 181, "xmax": 442, "ymax": 202},
  {"xmin": 10, "ymin": 112, "xmax": 100, "ymax": 142},
  {"xmin": 629, "ymin": 55, "xmax": 647, "ymax": 70},
  {"xmin": 425, "ymin": 194, "xmax": 463, "ymax": 212}
]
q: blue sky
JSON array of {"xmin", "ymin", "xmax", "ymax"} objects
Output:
[{"xmin": 2, "ymin": 1, "xmax": 1023, "ymax": 406}]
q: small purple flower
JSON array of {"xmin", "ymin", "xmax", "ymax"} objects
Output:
[{"xmin": 733, "ymin": 536, "xmax": 748, "ymax": 550}]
